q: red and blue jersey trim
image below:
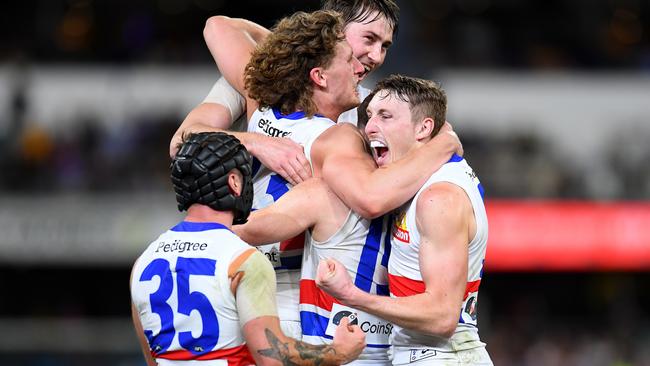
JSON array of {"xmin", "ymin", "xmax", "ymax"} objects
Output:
[
  {"xmin": 388, "ymin": 273, "xmax": 481, "ymax": 300},
  {"xmin": 299, "ymin": 279, "xmax": 339, "ymax": 338},
  {"xmin": 299, "ymin": 279, "xmax": 391, "ymax": 348},
  {"xmin": 154, "ymin": 343, "xmax": 254, "ymax": 365},
  {"xmin": 300, "ymin": 279, "xmax": 339, "ymax": 311}
]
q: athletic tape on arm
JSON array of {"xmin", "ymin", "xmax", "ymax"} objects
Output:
[
  {"xmin": 229, "ymin": 248, "xmax": 278, "ymax": 324},
  {"xmin": 203, "ymin": 76, "xmax": 246, "ymax": 122}
]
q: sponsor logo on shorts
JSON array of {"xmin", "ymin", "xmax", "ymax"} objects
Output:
[{"xmin": 409, "ymin": 348, "xmax": 436, "ymax": 363}]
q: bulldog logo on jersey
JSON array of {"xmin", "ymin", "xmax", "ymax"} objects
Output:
[{"xmin": 392, "ymin": 211, "xmax": 410, "ymax": 243}]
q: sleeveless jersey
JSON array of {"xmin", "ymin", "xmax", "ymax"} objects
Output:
[
  {"xmin": 300, "ymin": 211, "xmax": 392, "ymax": 365},
  {"xmin": 388, "ymin": 154, "xmax": 488, "ymax": 352},
  {"xmin": 338, "ymin": 85, "xmax": 371, "ymax": 126},
  {"xmin": 247, "ymin": 107, "xmax": 335, "ymax": 325},
  {"xmin": 130, "ymin": 221, "xmax": 256, "ymax": 366}
]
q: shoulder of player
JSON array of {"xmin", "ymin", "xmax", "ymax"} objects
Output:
[
  {"xmin": 312, "ymin": 123, "xmax": 365, "ymax": 155},
  {"xmin": 318, "ymin": 122, "xmax": 363, "ymax": 142},
  {"xmin": 416, "ymin": 182, "xmax": 470, "ymax": 224},
  {"xmin": 227, "ymin": 247, "xmax": 265, "ymax": 278},
  {"xmin": 206, "ymin": 229, "xmax": 259, "ymax": 258}
]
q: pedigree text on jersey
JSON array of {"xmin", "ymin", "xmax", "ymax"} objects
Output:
[
  {"xmin": 258, "ymin": 118, "xmax": 292, "ymax": 137},
  {"xmin": 155, "ymin": 240, "xmax": 208, "ymax": 253}
]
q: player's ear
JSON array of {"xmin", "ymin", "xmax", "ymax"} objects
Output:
[
  {"xmin": 309, "ymin": 67, "xmax": 327, "ymax": 88},
  {"xmin": 415, "ymin": 117, "xmax": 434, "ymax": 140},
  {"xmin": 227, "ymin": 169, "xmax": 243, "ymax": 197}
]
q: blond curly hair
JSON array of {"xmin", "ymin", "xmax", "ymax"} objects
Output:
[{"xmin": 244, "ymin": 10, "xmax": 345, "ymax": 117}]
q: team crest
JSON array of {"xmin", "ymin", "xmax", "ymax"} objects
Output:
[{"xmin": 392, "ymin": 211, "xmax": 410, "ymax": 243}]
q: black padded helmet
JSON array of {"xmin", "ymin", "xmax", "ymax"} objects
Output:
[{"xmin": 171, "ymin": 132, "xmax": 253, "ymax": 224}]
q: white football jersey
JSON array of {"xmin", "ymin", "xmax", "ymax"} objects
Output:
[
  {"xmin": 300, "ymin": 211, "xmax": 392, "ymax": 365},
  {"xmin": 131, "ymin": 221, "xmax": 255, "ymax": 365},
  {"xmin": 247, "ymin": 107, "xmax": 335, "ymax": 325},
  {"xmin": 388, "ymin": 154, "xmax": 489, "ymax": 353}
]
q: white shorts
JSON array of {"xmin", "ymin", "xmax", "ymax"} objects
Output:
[
  {"xmin": 348, "ymin": 358, "xmax": 392, "ymax": 366},
  {"xmin": 392, "ymin": 346, "xmax": 493, "ymax": 366}
]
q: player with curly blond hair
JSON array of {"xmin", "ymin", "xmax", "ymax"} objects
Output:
[
  {"xmin": 199, "ymin": 9, "xmax": 462, "ymax": 342},
  {"xmin": 245, "ymin": 11, "xmax": 347, "ymax": 117}
]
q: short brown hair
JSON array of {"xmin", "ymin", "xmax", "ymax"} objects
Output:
[
  {"xmin": 322, "ymin": 0, "xmax": 400, "ymax": 35},
  {"xmin": 244, "ymin": 10, "xmax": 345, "ymax": 117},
  {"xmin": 373, "ymin": 74, "xmax": 447, "ymax": 137}
]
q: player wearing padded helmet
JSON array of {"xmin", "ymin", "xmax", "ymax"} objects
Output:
[
  {"xmin": 130, "ymin": 132, "xmax": 366, "ymax": 366},
  {"xmin": 171, "ymin": 132, "xmax": 253, "ymax": 224},
  {"xmin": 184, "ymin": 10, "xmax": 460, "ymax": 343}
]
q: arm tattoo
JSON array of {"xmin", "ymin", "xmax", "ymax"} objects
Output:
[
  {"xmin": 257, "ymin": 329, "xmax": 297, "ymax": 366},
  {"xmin": 257, "ymin": 328, "xmax": 339, "ymax": 366}
]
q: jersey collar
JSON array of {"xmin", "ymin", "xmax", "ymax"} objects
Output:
[
  {"xmin": 272, "ymin": 108, "xmax": 324, "ymax": 120},
  {"xmin": 170, "ymin": 221, "xmax": 230, "ymax": 232}
]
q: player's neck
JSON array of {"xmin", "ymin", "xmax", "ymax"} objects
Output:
[
  {"xmin": 312, "ymin": 93, "xmax": 343, "ymax": 122},
  {"xmin": 184, "ymin": 204, "xmax": 234, "ymax": 229}
]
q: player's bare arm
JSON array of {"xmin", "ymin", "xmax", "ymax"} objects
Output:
[
  {"xmin": 234, "ymin": 178, "xmax": 348, "ymax": 245},
  {"xmin": 197, "ymin": 16, "xmax": 312, "ymax": 184},
  {"xmin": 171, "ymin": 100, "xmax": 310, "ymax": 185},
  {"xmin": 170, "ymin": 102, "xmax": 233, "ymax": 157},
  {"xmin": 312, "ymin": 123, "xmax": 462, "ymax": 218},
  {"xmin": 170, "ymin": 76, "xmax": 249, "ymax": 157},
  {"xmin": 244, "ymin": 316, "xmax": 363, "ymax": 366},
  {"xmin": 204, "ymin": 15, "xmax": 267, "ymax": 109},
  {"xmin": 232, "ymin": 249, "xmax": 365, "ymax": 365},
  {"xmin": 257, "ymin": 327, "xmax": 338, "ymax": 364},
  {"xmin": 317, "ymin": 182, "xmax": 471, "ymax": 338}
]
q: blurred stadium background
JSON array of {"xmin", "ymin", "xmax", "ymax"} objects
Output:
[{"xmin": 1, "ymin": 0, "xmax": 650, "ymax": 365}]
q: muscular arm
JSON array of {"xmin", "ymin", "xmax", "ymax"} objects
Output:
[
  {"xmin": 169, "ymin": 77, "xmax": 275, "ymax": 159},
  {"xmin": 234, "ymin": 178, "xmax": 347, "ymax": 245},
  {"xmin": 170, "ymin": 99, "xmax": 277, "ymax": 163},
  {"xmin": 170, "ymin": 103, "xmax": 235, "ymax": 157},
  {"xmin": 203, "ymin": 15, "xmax": 267, "ymax": 120},
  {"xmin": 231, "ymin": 249, "xmax": 365, "ymax": 365},
  {"xmin": 317, "ymin": 182, "xmax": 471, "ymax": 338},
  {"xmin": 313, "ymin": 123, "xmax": 461, "ymax": 218},
  {"xmin": 182, "ymin": 17, "xmax": 310, "ymax": 183}
]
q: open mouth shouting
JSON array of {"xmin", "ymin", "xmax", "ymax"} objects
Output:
[{"xmin": 370, "ymin": 139, "xmax": 390, "ymax": 167}]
